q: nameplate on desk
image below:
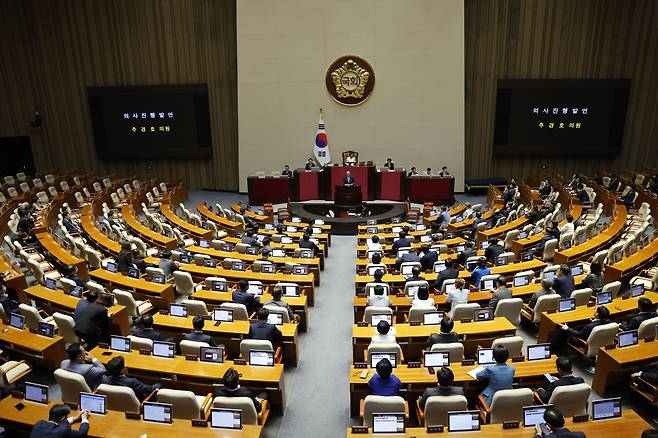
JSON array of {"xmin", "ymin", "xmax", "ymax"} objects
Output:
[
  {"xmin": 351, "ymin": 426, "xmax": 369, "ymax": 434},
  {"xmin": 234, "ymin": 359, "xmax": 247, "ymax": 365},
  {"xmin": 605, "ymin": 343, "xmax": 616, "ymax": 350},
  {"xmin": 396, "ymin": 293, "xmax": 406, "ymax": 298},
  {"xmin": 185, "ymin": 354, "xmax": 198, "ymax": 361},
  {"xmin": 622, "ymin": 294, "xmax": 630, "ymax": 300},
  {"xmin": 202, "ymin": 315, "xmax": 212, "ymax": 320},
  {"xmin": 159, "ymin": 310, "xmax": 169, "ymax": 315},
  {"xmin": 408, "ymin": 362, "xmax": 421, "ymax": 368},
  {"xmin": 410, "ymin": 321, "xmax": 421, "ymax": 326},
  {"xmin": 460, "ymin": 318, "xmax": 472, "ymax": 323},
  {"xmin": 28, "ymin": 328, "xmax": 37, "ymax": 334},
  {"xmin": 503, "ymin": 421, "xmax": 520, "ymax": 429},
  {"xmin": 644, "ymin": 336, "xmax": 655, "ymax": 343},
  {"xmin": 98, "ymin": 342, "xmax": 109, "ymax": 349},
  {"xmin": 357, "ymin": 322, "xmax": 369, "ymax": 327},
  {"xmin": 191, "ymin": 419, "xmax": 208, "ymax": 427},
  {"xmin": 125, "ymin": 412, "xmax": 141, "ymax": 420},
  {"xmin": 587, "ymin": 301, "xmax": 595, "ymax": 307},
  {"xmin": 354, "ymin": 362, "xmax": 368, "ymax": 369},
  {"xmin": 547, "ymin": 309, "xmax": 557, "ymax": 314},
  {"xmin": 512, "ymin": 356, "xmax": 525, "ymax": 362},
  {"xmin": 427, "ymin": 425, "xmax": 444, "ymax": 433},
  {"xmin": 11, "ymin": 391, "xmax": 23, "ymax": 399},
  {"xmin": 138, "ymin": 349, "xmax": 151, "ymax": 356},
  {"xmin": 573, "ymin": 414, "xmax": 589, "ymax": 423},
  {"xmin": 461, "ymin": 359, "xmax": 475, "ymax": 366},
  {"xmin": 356, "ymin": 293, "xmax": 366, "ymax": 298}
]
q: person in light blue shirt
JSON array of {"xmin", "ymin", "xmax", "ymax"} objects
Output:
[
  {"xmin": 476, "ymin": 345, "xmax": 514, "ymax": 405},
  {"xmin": 368, "ymin": 358, "xmax": 402, "ymax": 396},
  {"xmin": 469, "ymin": 257, "xmax": 491, "ymax": 288}
]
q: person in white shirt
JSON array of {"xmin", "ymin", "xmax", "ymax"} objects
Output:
[
  {"xmin": 367, "ymin": 285, "xmax": 392, "ymax": 308},
  {"xmin": 559, "ymin": 214, "xmax": 575, "ymax": 237},
  {"xmin": 446, "ymin": 278, "xmax": 469, "ymax": 316},
  {"xmin": 411, "ymin": 285, "xmax": 435, "ymax": 308},
  {"xmin": 367, "ymin": 235, "xmax": 383, "ymax": 251},
  {"xmin": 371, "ymin": 320, "xmax": 396, "ymax": 344}
]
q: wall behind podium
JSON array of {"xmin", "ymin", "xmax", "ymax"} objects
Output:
[{"xmin": 237, "ymin": 0, "xmax": 465, "ymax": 192}]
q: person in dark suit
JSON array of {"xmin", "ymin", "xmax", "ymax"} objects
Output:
[
  {"xmin": 538, "ymin": 181, "xmax": 552, "ymax": 197},
  {"xmin": 391, "ymin": 231, "xmax": 412, "ymax": 253},
  {"xmin": 73, "ymin": 290, "xmax": 97, "ymax": 321},
  {"xmin": 533, "ymin": 407, "xmax": 585, "ymax": 438},
  {"xmin": 299, "ymin": 233, "xmax": 320, "ymax": 255},
  {"xmin": 456, "ymin": 241, "xmax": 477, "ymax": 266},
  {"xmin": 632, "ymin": 363, "xmax": 658, "ymax": 386},
  {"xmin": 183, "ymin": 316, "xmax": 217, "ymax": 346},
  {"xmin": 158, "ymin": 251, "xmax": 179, "ymax": 277},
  {"xmin": 30, "ymin": 403, "xmax": 90, "ymax": 438},
  {"xmin": 343, "ymin": 171, "xmax": 355, "ymax": 186},
  {"xmin": 576, "ymin": 183, "xmax": 590, "ymax": 204},
  {"xmin": 74, "ymin": 291, "xmax": 110, "ymax": 350},
  {"xmin": 62, "ymin": 265, "xmax": 86, "ymax": 289},
  {"xmin": 553, "ymin": 265, "xmax": 575, "ymax": 299},
  {"xmin": 102, "ymin": 356, "xmax": 160, "ymax": 400},
  {"xmin": 488, "ymin": 277, "xmax": 512, "ymax": 312},
  {"xmin": 426, "ymin": 317, "xmax": 460, "ymax": 349},
  {"xmin": 304, "ymin": 158, "xmax": 315, "ymax": 170},
  {"xmin": 434, "ymin": 259, "xmax": 459, "ymax": 291},
  {"xmin": 395, "ymin": 248, "xmax": 421, "ymax": 271},
  {"xmin": 131, "ymin": 314, "xmax": 167, "ymax": 341},
  {"xmin": 241, "ymin": 230, "xmax": 260, "ymax": 247},
  {"xmin": 419, "ymin": 245, "xmax": 439, "ymax": 271},
  {"xmin": 232, "ymin": 279, "xmax": 262, "ymax": 314},
  {"xmin": 608, "ymin": 175, "xmax": 622, "ymax": 192},
  {"xmin": 560, "ymin": 305, "xmax": 612, "ymax": 340},
  {"xmin": 621, "ymin": 187, "xmax": 637, "ymax": 207},
  {"xmin": 213, "ymin": 367, "xmax": 267, "ymax": 412},
  {"xmin": 418, "ymin": 366, "xmax": 464, "ymax": 408},
  {"xmin": 281, "ymin": 165, "xmax": 292, "ymax": 177},
  {"xmin": 0, "ymin": 278, "xmax": 19, "ymax": 315},
  {"xmin": 404, "ymin": 266, "xmax": 424, "ymax": 283},
  {"xmin": 537, "ymin": 357, "xmax": 585, "ymax": 403},
  {"xmin": 621, "ymin": 297, "xmax": 657, "ymax": 331},
  {"xmin": 61, "ymin": 211, "xmax": 81, "ymax": 234},
  {"xmin": 408, "ymin": 167, "xmax": 418, "ymax": 177},
  {"xmin": 249, "ymin": 308, "xmax": 282, "ymax": 344},
  {"xmin": 484, "ymin": 238, "xmax": 505, "ymax": 263},
  {"xmin": 115, "ymin": 242, "xmax": 133, "ymax": 274}
]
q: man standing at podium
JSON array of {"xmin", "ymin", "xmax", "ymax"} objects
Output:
[{"xmin": 344, "ymin": 170, "xmax": 355, "ymax": 186}]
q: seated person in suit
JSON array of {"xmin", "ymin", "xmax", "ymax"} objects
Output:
[
  {"xmin": 403, "ymin": 265, "xmax": 423, "ymax": 282},
  {"xmin": 130, "ymin": 249, "xmax": 150, "ymax": 274},
  {"xmin": 446, "ymin": 278, "xmax": 469, "ymax": 316},
  {"xmin": 232, "ymin": 279, "xmax": 262, "ymax": 314},
  {"xmin": 343, "ymin": 170, "xmax": 355, "ymax": 186},
  {"xmin": 534, "ymin": 220, "xmax": 562, "ymax": 256},
  {"xmin": 281, "ymin": 164, "xmax": 292, "ymax": 177},
  {"xmin": 581, "ymin": 262, "xmax": 604, "ymax": 293},
  {"xmin": 438, "ymin": 206, "xmax": 451, "ymax": 225},
  {"xmin": 537, "ymin": 357, "xmax": 585, "ymax": 403},
  {"xmin": 371, "ymin": 320, "xmax": 396, "ymax": 344},
  {"xmin": 183, "ymin": 316, "xmax": 217, "ymax": 347},
  {"xmin": 408, "ymin": 166, "xmax": 419, "ymax": 177},
  {"xmin": 576, "ymin": 183, "xmax": 590, "ymax": 204},
  {"xmin": 528, "ymin": 278, "xmax": 555, "ymax": 309},
  {"xmin": 60, "ymin": 343, "xmax": 106, "ymax": 391},
  {"xmin": 30, "ymin": 403, "xmax": 90, "ymax": 438},
  {"xmin": 426, "ymin": 317, "xmax": 460, "ymax": 349},
  {"xmin": 384, "ymin": 158, "xmax": 395, "ymax": 169},
  {"xmin": 264, "ymin": 286, "xmax": 298, "ymax": 322},
  {"xmin": 438, "ymin": 166, "xmax": 450, "ymax": 177},
  {"xmin": 367, "ymin": 251, "xmax": 383, "ymax": 268},
  {"xmin": 62, "ymin": 265, "xmax": 86, "ymax": 289},
  {"xmin": 370, "ymin": 269, "xmax": 387, "ymax": 285},
  {"xmin": 560, "ymin": 215, "xmax": 575, "ymax": 237},
  {"xmin": 469, "ymin": 257, "xmax": 491, "ymax": 288},
  {"xmin": 299, "ymin": 233, "xmax": 320, "ymax": 255},
  {"xmin": 476, "ymin": 345, "xmax": 514, "ymax": 406},
  {"xmin": 241, "ymin": 230, "xmax": 260, "ymax": 247},
  {"xmin": 368, "ymin": 358, "xmax": 402, "ymax": 396},
  {"xmin": 608, "ymin": 175, "xmax": 622, "ymax": 191},
  {"xmin": 631, "ymin": 363, "xmax": 658, "ymax": 387},
  {"xmin": 434, "ymin": 259, "xmax": 460, "ymax": 291},
  {"xmin": 367, "ymin": 285, "xmax": 392, "ymax": 308},
  {"xmin": 533, "ymin": 407, "xmax": 585, "ymax": 438},
  {"xmin": 213, "ymin": 367, "xmax": 267, "ymax": 413},
  {"xmin": 115, "ymin": 242, "xmax": 134, "ymax": 274},
  {"xmin": 553, "ymin": 264, "xmax": 575, "ymax": 299},
  {"xmin": 621, "ymin": 297, "xmax": 656, "ymax": 331},
  {"xmin": 411, "ymin": 285, "xmax": 435, "ymax": 308},
  {"xmin": 424, "ymin": 167, "xmax": 432, "ymax": 176},
  {"xmin": 391, "ymin": 231, "xmax": 412, "ymax": 253},
  {"xmin": 131, "ymin": 314, "xmax": 168, "ymax": 342},
  {"xmin": 304, "ymin": 158, "xmax": 315, "ymax": 170},
  {"xmin": 488, "ymin": 277, "xmax": 512, "ymax": 312},
  {"xmin": 560, "ymin": 305, "xmax": 612, "ymax": 340},
  {"xmin": 345, "ymin": 152, "xmax": 357, "ymax": 166},
  {"xmin": 158, "ymin": 251, "xmax": 179, "ymax": 277},
  {"xmin": 419, "ymin": 245, "xmax": 439, "ymax": 271},
  {"xmin": 457, "ymin": 241, "xmax": 477, "ymax": 266},
  {"xmin": 249, "ymin": 307, "xmax": 282, "ymax": 344},
  {"xmin": 73, "ymin": 290, "xmax": 98, "ymax": 321},
  {"xmin": 418, "ymin": 366, "xmax": 464, "ymax": 409},
  {"xmin": 621, "ymin": 187, "xmax": 637, "ymax": 206},
  {"xmin": 102, "ymin": 356, "xmax": 161, "ymax": 400},
  {"xmin": 61, "ymin": 210, "xmax": 81, "ymax": 234},
  {"xmin": 0, "ymin": 277, "xmax": 19, "ymax": 315}
]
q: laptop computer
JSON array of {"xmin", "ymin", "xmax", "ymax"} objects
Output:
[
  {"xmin": 151, "ymin": 273, "xmax": 165, "ymax": 284},
  {"xmin": 25, "ymin": 382, "xmax": 48, "ymax": 404},
  {"xmin": 401, "ymin": 264, "xmax": 415, "ymax": 277},
  {"xmin": 371, "ymin": 313, "xmax": 393, "ymax": 327},
  {"xmin": 372, "ymin": 413, "xmax": 405, "ymax": 434},
  {"xmin": 558, "ymin": 298, "xmax": 576, "ymax": 312},
  {"xmin": 543, "ymin": 271, "xmax": 556, "ymax": 281},
  {"xmin": 447, "ymin": 411, "xmax": 480, "ymax": 432},
  {"xmin": 45, "ymin": 277, "xmax": 57, "ymax": 290},
  {"xmin": 597, "ymin": 291, "xmax": 613, "ymax": 305},
  {"xmin": 143, "ymin": 402, "xmax": 173, "ymax": 424},
  {"xmin": 80, "ymin": 392, "xmax": 106, "ymax": 415},
  {"xmin": 9, "ymin": 313, "xmax": 25, "ymax": 330},
  {"xmin": 406, "ymin": 285, "xmax": 420, "ymax": 297},
  {"xmin": 127, "ymin": 267, "xmax": 140, "ymax": 279},
  {"xmin": 199, "ymin": 240, "xmax": 209, "ymax": 248},
  {"xmin": 203, "ymin": 258, "xmax": 217, "ymax": 268},
  {"xmin": 518, "ymin": 231, "xmax": 528, "ymax": 239},
  {"xmin": 423, "ymin": 312, "xmax": 443, "ymax": 325},
  {"xmin": 424, "ymin": 350, "xmax": 450, "ymax": 368},
  {"xmin": 209, "ymin": 408, "xmax": 242, "ymax": 430},
  {"xmin": 477, "ymin": 348, "xmax": 495, "ymax": 365},
  {"xmin": 169, "ymin": 303, "xmax": 188, "ymax": 317},
  {"xmin": 213, "ymin": 309, "xmax": 233, "ymax": 323},
  {"xmin": 179, "ymin": 254, "xmax": 191, "ymax": 264},
  {"xmin": 474, "ymin": 308, "xmax": 494, "ymax": 322},
  {"xmin": 523, "ymin": 405, "xmax": 552, "ymax": 427},
  {"xmin": 292, "ymin": 265, "xmax": 308, "ymax": 275},
  {"xmin": 245, "ymin": 247, "xmax": 257, "ymax": 256},
  {"xmin": 617, "ymin": 330, "xmax": 638, "ymax": 348},
  {"xmin": 231, "ymin": 261, "xmax": 246, "ymax": 271},
  {"xmin": 367, "ymin": 266, "xmax": 383, "ymax": 276},
  {"xmin": 527, "ymin": 344, "xmax": 551, "ymax": 361},
  {"xmin": 260, "ymin": 263, "xmax": 275, "ymax": 273},
  {"xmin": 110, "ymin": 335, "xmax": 131, "ymax": 352},
  {"xmin": 433, "ymin": 262, "xmax": 446, "ymax": 273},
  {"xmin": 249, "ymin": 350, "xmax": 275, "ymax": 367},
  {"xmin": 612, "ymin": 251, "xmax": 623, "ymax": 263},
  {"xmin": 521, "ymin": 251, "xmax": 533, "ymax": 262},
  {"xmin": 106, "ymin": 261, "xmax": 118, "ymax": 273},
  {"xmin": 211, "ymin": 280, "xmax": 228, "ymax": 292},
  {"xmin": 200, "ymin": 346, "xmax": 224, "ymax": 363},
  {"xmin": 480, "ymin": 241, "xmax": 490, "ymax": 249},
  {"xmin": 591, "ymin": 398, "xmax": 622, "ymax": 421},
  {"xmin": 152, "ymin": 341, "xmax": 176, "ymax": 358},
  {"xmin": 370, "ymin": 352, "xmax": 397, "ymax": 369},
  {"xmin": 420, "ymin": 235, "xmax": 432, "ymax": 243},
  {"xmin": 247, "ymin": 283, "xmax": 264, "ymax": 295},
  {"xmin": 496, "ymin": 256, "xmax": 508, "ymax": 266}
]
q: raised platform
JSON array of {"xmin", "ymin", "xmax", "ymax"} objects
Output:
[{"xmin": 290, "ymin": 201, "xmax": 406, "ymax": 235}]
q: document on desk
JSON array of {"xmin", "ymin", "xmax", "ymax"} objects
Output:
[{"xmin": 467, "ymin": 366, "xmax": 485, "ymax": 379}]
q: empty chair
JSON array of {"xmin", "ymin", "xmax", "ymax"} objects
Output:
[
  {"xmin": 361, "ymin": 395, "xmax": 406, "ymax": 428},
  {"xmin": 602, "ymin": 281, "xmax": 621, "ymax": 298},
  {"xmin": 18, "ymin": 303, "xmax": 56, "ymax": 331},
  {"xmin": 503, "ymin": 230, "xmax": 520, "ymax": 250},
  {"xmin": 479, "ymin": 388, "xmax": 534, "ymax": 424},
  {"xmin": 54, "ymin": 368, "xmax": 91, "ymax": 404},
  {"xmin": 194, "ymin": 253, "xmax": 211, "ymax": 266},
  {"xmin": 156, "ymin": 389, "xmax": 212, "ymax": 420},
  {"xmin": 173, "ymin": 271, "xmax": 196, "ymax": 296},
  {"xmin": 220, "ymin": 302, "xmax": 249, "ymax": 320},
  {"xmin": 363, "ymin": 306, "xmax": 393, "ymax": 324},
  {"xmin": 591, "ymin": 250, "xmax": 608, "ymax": 266},
  {"xmin": 113, "ymin": 289, "xmax": 153, "ymax": 317},
  {"xmin": 638, "ymin": 316, "xmax": 658, "ymax": 339},
  {"xmin": 491, "ymin": 336, "xmax": 523, "ymax": 357},
  {"xmin": 0, "ymin": 359, "xmax": 32, "ymax": 389},
  {"xmin": 60, "ymin": 181, "xmax": 70, "ymax": 192},
  {"xmin": 181, "ymin": 299, "xmax": 209, "ymax": 317},
  {"xmin": 19, "ymin": 182, "xmax": 30, "ymax": 194},
  {"xmin": 52, "ymin": 313, "xmax": 79, "ymax": 346},
  {"xmin": 570, "ymin": 288, "xmax": 593, "ymax": 306},
  {"xmin": 408, "ymin": 306, "xmax": 438, "ymax": 323},
  {"xmin": 180, "ymin": 340, "xmax": 210, "ymax": 356},
  {"xmin": 494, "ymin": 298, "xmax": 523, "ymax": 325},
  {"xmin": 128, "ymin": 335, "xmax": 153, "ymax": 352},
  {"xmin": 95, "ymin": 384, "xmax": 142, "ymax": 413},
  {"xmin": 213, "ymin": 396, "xmax": 265, "ymax": 425},
  {"xmin": 543, "ymin": 383, "xmax": 591, "ymax": 417},
  {"xmin": 542, "ymin": 239, "xmax": 559, "ymax": 261},
  {"xmin": 450, "ymin": 303, "xmax": 480, "ymax": 320},
  {"xmin": 418, "ymin": 395, "xmax": 468, "ymax": 427},
  {"xmin": 429, "ymin": 342, "xmax": 464, "ymax": 363}
]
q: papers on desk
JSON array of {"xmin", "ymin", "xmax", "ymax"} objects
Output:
[{"xmin": 467, "ymin": 366, "xmax": 485, "ymax": 379}]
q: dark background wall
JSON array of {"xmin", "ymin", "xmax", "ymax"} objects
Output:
[{"xmin": 1, "ymin": 0, "xmax": 656, "ymax": 190}]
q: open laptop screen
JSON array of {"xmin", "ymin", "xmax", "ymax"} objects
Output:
[
  {"xmin": 200, "ymin": 346, "xmax": 224, "ymax": 363},
  {"xmin": 213, "ymin": 309, "xmax": 233, "ymax": 322},
  {"xmin": 10, "ymin": 313, "xmax": 25, "ymax": 330},
  {"xmin": 630, "ymin": 284, "xmax": 645, "ymax": 297},
  {"xmin": 477, "ymin": 348, "xmax": 495, "ymax": 365},
  {"xmin": 558, "ymin": 298, "xmax": 575, "ymax": 312},
  {"xmin": 249, "ymin": 350, "xmax": 275, "ymax": 366},
  {"xmin": 169, "ymin": 304, "xmax": 188, "ymax": 317},
  {"xmin": 371, "ymin": 313, "xmax": 392, "ymax": 327},
  {"xmin": 424, "ymin": 351, "xmax": 450, "ymax": 367},
  {"xmin": 597, "ymin": 291, "xmax": 612, "ymax": 305},
  {"xmin": 514, "ymin": 275, "xmax": 530, "ymax": 287},
  {"xmin": 110, "ymin": 335, "xmax": 131, "ymax": 352},
  {"xmin": 617, "ymin": 330, "xmax": 638, "ymax": 348},
  {"xmin": 423, "ymin": 312, "xmax": 443, "ymax": 325}
]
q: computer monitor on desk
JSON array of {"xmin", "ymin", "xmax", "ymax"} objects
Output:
[
  {"xmin": 210, "ymin": 408, "xmax": 242, "ymax": 430},
  {"xmin": 371, "ymin": 313, "xmax": 392, "ymax": 327},
  {"xmin": 143, "ymin": 402, "xmax": 173, "ymax": 424},
  {"xmin": 80, "ymin": 392, "xmax": 106, "ymax": 415},
  {"xmin": 152, "ymin": 341, "xmax": 175, "ymax": 358},
  {"xmin": 597, "ymin": 291, "xmax": 612, "ymax": 305},
  {"xmin": 558, "ymin": 298, "xmax": 576, "ymax": 312},
  {"xmin": 110, "ymin": 335, "xmax": 131, "ymax": 352},
  {"xmin": 371, "ymin": 352, "xmax": 397, "ymax": 369},
  {"xmin": 592, "ymin": 398, "xmax": 622, "ymax": 421},
  {"xmin": 523, "ymin": 405, "xmax": 552, "ymax": 427},
  {"xmin": 617, "ymin": 330, "xmax": 638, "ymax": 348},
  {"xmin": 448, "ymin": 411, "xmax": 480, "ymax": 432},
  {"xmin": 424, "ymin": 351, "xmax": 450, "ymax": 367},
  {"xmin": 423, "ymin": 312, "xmax": 443, "ymax": 325},
  {"xmin": 477, "ymin": 348, "xmax": 495, "ymax": 365},
  {"xmin": 25, "ymin": 382, "xmax": 48, "ymax": 404},
  {"xmin": 372, "ymin": 413, "xmax": 405, "ymax": 434},
  {"xmin": 10, "ymin": 312, "xmax": 25, "ymax": 330},
  {"xmin": 249, "ymin": 350, "xmax": 275, "ymax": 367},
  {"xmin": 527, "ymin": 344, "xmax": 551, "ymax": 361}
]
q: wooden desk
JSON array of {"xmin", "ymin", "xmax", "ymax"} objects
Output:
[
  {"xmin": 196, "ymin": 202, "xmax": 243, "ymax": 231},
  {"xmin": 121, "ymin": 205, "xmax": 177, "ymax": 250},
  {"xmin": 477, "ymin": 216, "xmax": 530, "ymax": 243},
  {"xmin": 89, "ymin": 269, "xmax": 175, "ymax": 310},
  {"xmin": 346, "ymin": 411, "xmax": 650, "ymax": 437},
  {"xmin": 351, "ymin": 318, "xmax": 516, "ymax": 362},
  {"xmin": 354, "ymin": 250, "xmax": 485, "ymax": 271},
  {"xmin": 36, "ymin": 232, "xmax": 89, "ymax": 281},
  {"xmin": 231, "ymin": 203, "xmax": 269, "ymax": 223},
  {"xmin": 20, "ymin": 285, "xmax": 130, "ymax": 335},
  {"xmin": 604, "ymin": 238, "xmax": 658, "ymax": 283},
  {"xmin": 152, "ymin": 314, "xmax": 300, "ymax": 366},
  {"xmin": 348, "ymin": 356, "xmax": 557, "ymax": 416},
  {"xmin": 0, "ymin": 254, "xmax": 27, "ymax": 293},
  {"xmin": 0, "ymin": 321, "xmax": 66, "ymax": 369},
  {"xmin": 592, "ymin": 338, "xmax": 658, "ymax": 395},
  {"xmin": 537, "ymin": 292, "xmax": 658, "ymax": 343},
  {"xmin": 90, "ymin": 346, "xmax": 287, "ymax": 413},
  {"xmin": 191, "ymin": 289, "xmax": 309, "ymax": 331},
  {"xmin": 0, "ymin": 396, "xmax": 264, "ymax": 437},
  {"xmin": 161, "ymin": 203, "xmax": 213, "ymax": 240},
  {"xmin": 81, "ymin": 205, "xmax": 121, "ymax": 255},
  {"xmin": 356, "ymin": 237, "xmax": 467, "ymax": 258},
  {"xmin": 511, "ymin": 205, "xmax": 584, "ymax": 254}
]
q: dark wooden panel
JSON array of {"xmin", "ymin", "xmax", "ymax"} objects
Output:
[
  {"xmin": 465, "ymin": 0, "xmax": 658, "ymax": 181},
  {"xmin": 0, "ymin": 0, "xmax": 238, "ymax": 190}
]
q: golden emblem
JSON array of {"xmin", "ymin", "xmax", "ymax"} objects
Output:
[{"xmin": 331, "ymin": 59, "xmax": 370, "ymax": 99}]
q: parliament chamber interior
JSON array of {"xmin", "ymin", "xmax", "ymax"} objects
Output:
[{"xmin": 1, "ymin": 0, "xmax": 657, "ymax": 437}]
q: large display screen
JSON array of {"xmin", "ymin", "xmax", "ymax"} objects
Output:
[
  {"xmin": 88, "ymin": 84, "xmax": 212, "ymax": 159},
  {"xmin": 493, "ymin": 79, "xmax": 630, "ymax": 157}
]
